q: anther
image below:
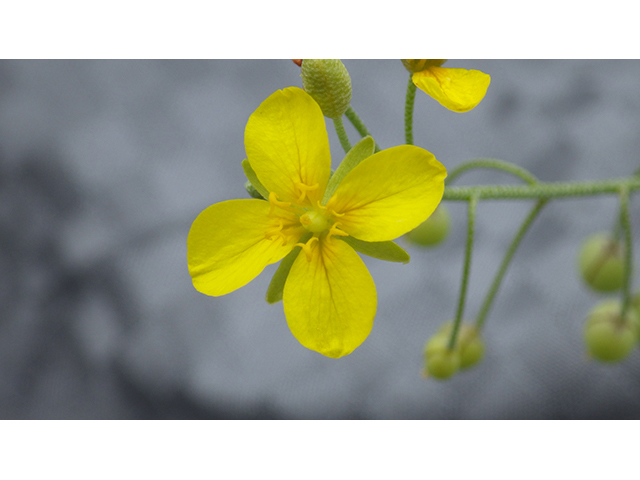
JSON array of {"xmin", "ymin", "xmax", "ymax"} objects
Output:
[
  {"xmin": 295, "ymin": 236, "xmax": 319, "ymax": 261},
  {"xmin": 328, "ymin": 223, "xmax": 348, "ymax": 240},
  {"xmin": 294, "ymin": 182, "xmax": 319, "ymax": 204},
  {"xmin": 268, "ymin": 192, "xmax": 292, "ymax": 215}
]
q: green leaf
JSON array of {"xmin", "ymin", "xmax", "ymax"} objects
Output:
[
  {"xmin": 265, "ymin": 232, "xmax": 312, "ymax": 304},
  {"xmin": 242, "ymin": 158, "xmax": 270, "ymax": 200},
  {"xmin": 321, "ymin": 135, "xmax": 375, "ymax": 204},
  {"xmin": 339, "ymin": 236, "xmax": 410, "ymax": 264}
]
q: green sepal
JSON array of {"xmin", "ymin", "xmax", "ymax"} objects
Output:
[
  {"xmin": 245, "ymin": 180, "xmax": 265, "ymax": 199},
  {"xmin": 242, "ymin": 158, "xmax": 269, "ymax": 200},
  {"xmin": 321, "ymin": 136, "xmax": 375, "ymax": 205},
  {"xmin": 265, "ymin": 232, "xmax": 313, "ymax": 304},
  {"xmin": 339, "ymin": 236, "xmax": 410, "ymax": 264}
]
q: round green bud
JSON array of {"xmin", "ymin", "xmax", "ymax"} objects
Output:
[
  {"xmin": 244, "ymin": 180, "xmax": 264, "ymax": 200},
  {"xmin": 423, "ymin": 334, "xmax": 460, "ymax": 380},
  {"xmin": 584, "ymin": 300, "xmax": 640, "ymax": 362},
  {"xmin": 458, "ymin": 326, "xmax": 485, "ymax": 369},
  {"xmin": 406, "ymin": 205, "xmax": 451, "ymax": 247},
  {"xmin": 425, "ymin": 351, "xmax": 460, "ymax": 380},
  {"xmin": 433, "ymin": 320, "xmax": 484, "ymax": 369},
  {"xmin": 424, "ymin": 332, "xmax": 451, "ymax": 358},
  {"xmin": 578, "ymin": 233, "xmax": 625, "ymax": 293},
  {"xmin": 301, "ymin": 59, "xmax": 352, "ymax": 119}
]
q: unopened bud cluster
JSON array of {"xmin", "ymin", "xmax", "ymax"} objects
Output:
[{"xmin": 423, "ymin": 321, "xmax": 485, "ymax": 380}]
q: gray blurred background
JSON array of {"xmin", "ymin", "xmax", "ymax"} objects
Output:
[{"xmin": 0, "ymin": 59, "xmax": 638, "ymax": 419}]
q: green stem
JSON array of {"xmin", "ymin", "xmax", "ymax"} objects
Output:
[
  {"xmin": 404, "ymin": 74, "xmax": 417, "ymax": 145},
  {"xmin": 333, "ymin": 116, "xmax": 352, "ymax": 154},
  {"xmin": 447, "ymin": 158, "xmax": 538, "ymax": 186},
  {"xmin": 344, "ymin": 107, "xmax": 380, "ymax": 152},
  {"xmin": 442, "ymin": 176, "xmax": 640, "ymax": 201},
  {"xmin": 619, "ymin": 187, "xmax": 634, "ymax": 316},
  {"xmin": 448, "ymin": 194, "xmax": 478, "ymax": 351},
  {"xmin": 475, "ymin": 199, "xmax": 548, "ymax": 330}
]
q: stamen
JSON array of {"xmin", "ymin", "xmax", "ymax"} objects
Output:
[
  {"xmin": 295, "ymin": 236, "xmax": 319, "ymax": 261},
  {"xmin": 328, "ymin": 222, "xmax": 348, "ymax": 240},
  {"xmin": 294, "ymin": 182, "xmax": 319, "ymax": 204},
  {"xmin": 265, "ymin": 219, "xmax": 289, "ymax": 246},
  {"xmin": 268, "ymin": 192, "xmax": 292, "ymax": 215}
]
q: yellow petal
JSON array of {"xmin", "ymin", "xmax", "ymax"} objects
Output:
[
  {"xmin": 244, "ymin": 87, "xmax": 331, "ymax": 207},
  {"xmin": 413, "ymin": 66, "xmax": 490, "ymax": 113},
  {"xmin": 326, "ymin": 145, "xmax": 447, "ymax": 242},
  {"xmin": 187, "ymin": 199, "xmax": 303, "ymax": 296},
  {"xmin": 283, "ymin": 236, "xmax": 376, "ymax": 358}
]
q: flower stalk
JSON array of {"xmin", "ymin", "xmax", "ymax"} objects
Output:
[
  {"xmin": 475, "ymin": 199, "xmax": 547, "ymax": 330},
  {"xmin": 405, "ymin": 74, "xmax": 417, "ymax": 145},
  {"xmin": 344, "ymin": 107, "xmax": 381, "ymax": 152},
  {"xmin": 618, "ymin": 187, "xmax": 634, "ymax": 317},
  {"xmin": 442, "ymin": 176, "xmax": 640, "ymax": 201},
  {"xmin": 333, "ymin": 116, "xmax": 352, "ymax": 154},
  {"xmin": 448, "ymin": 194, "xmax": 478, "ymax": 351},
  {"xmin": 447, "ymin": 158, "xmax": 538, "ymax": 186}
]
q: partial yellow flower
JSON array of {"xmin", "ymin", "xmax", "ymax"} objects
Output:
[
  {"xmin": 402, "ymin": 59, "xmax": 490, "ymax": 113},
  {"xmin": 187, "ymin": 87, "xmax": 447, "ymax": 358}
]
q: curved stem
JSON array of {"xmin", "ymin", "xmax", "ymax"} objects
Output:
[
  {"xmin": 442, "ymin": 176, "xmax": 640, "ymax": 201},
  {"xmin": 344, "ymin": 107, "xmax": 380, "ymax": 152},
  {"xmin": 447, "ymin": 158, "xmax": 538, "ymax": 186},
  {"xmin": 333, "ymin": 116, "xmax": 352, "ymax": 154},
  {"xmin": 448, "ymin": 194, "xmax": 478, "ymax": 351},
  {"xmin": 475, "ymin": 199, "xmax": 547, "ymax": 330},
  {"xmin": 619, "ymin": 187, "xmax": 634, "ymax": 316},
  {"xmin": 404, "ymin": 74, "xmax": 417, "ymax": 145}
]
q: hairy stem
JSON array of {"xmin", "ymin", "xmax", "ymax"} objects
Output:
[
  {"xmin": 447, "ymin": 158, "xmax": 538, "ymax": 186},
  {"xmin": 619, "ymin": 187, "xmax": 634, "ymax": 317},
  {"xmin": 448, "ymin": 194, "xmax": 479, "ymax": 351},
  {"xmin": 404, "ymin": 74, "xmax": 417, "ymax": 145},
  {"xmin": 443, "ymin": 176, "xmax": 640, "ymax": 201},
  {"xmin": 344, "ymin": 107, "xmax": 381, "ymax": 152},
  {"xmin": 333, "ymin": 116, "xmax": 352, "ymax": 154},
  {"xmin": 475, "ymin": 199, "xmax": 548, "ymax": 330}
]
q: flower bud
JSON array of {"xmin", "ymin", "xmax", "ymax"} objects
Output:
[
  {"xmin": 406, "ymin": 205, "xmax": 451, "ymax": 247},
  {"xmin": 458, "ymin": 326, "xmax": 485, "ymax": 369},
  {"xmin": 435, "ymin": 320, "xmax": 485, "ymax": 369},
  {"xmin": 423, "ymin": 335, "xmax": 460, "ymax": 380},
  {"xmin": 401, "ymin": 59, "xmax": 447, "ymax": 73},
  {"xmin": 584, "ymin": 299, "xmax": 640, "ymax": 362},
  {"xmin": 578, "ymin": 233, "xmax": 625, "ymax": 292},
  {"xmin": 301, "ymin": 59, "xmax": 352, "ymax": 118}
]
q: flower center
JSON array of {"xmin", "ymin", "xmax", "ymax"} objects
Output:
[{"xmin": 299, "ymin": 209, "xmax": 331, "ymax": 233}]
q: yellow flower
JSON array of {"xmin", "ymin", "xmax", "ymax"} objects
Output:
[
  {"xmin": 402, "ymin": 59, "xmax": 491, "ymax": 113},
  {"xmin": 187, "ymin": 87, "xmax": 447, "ymax": 358}
]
